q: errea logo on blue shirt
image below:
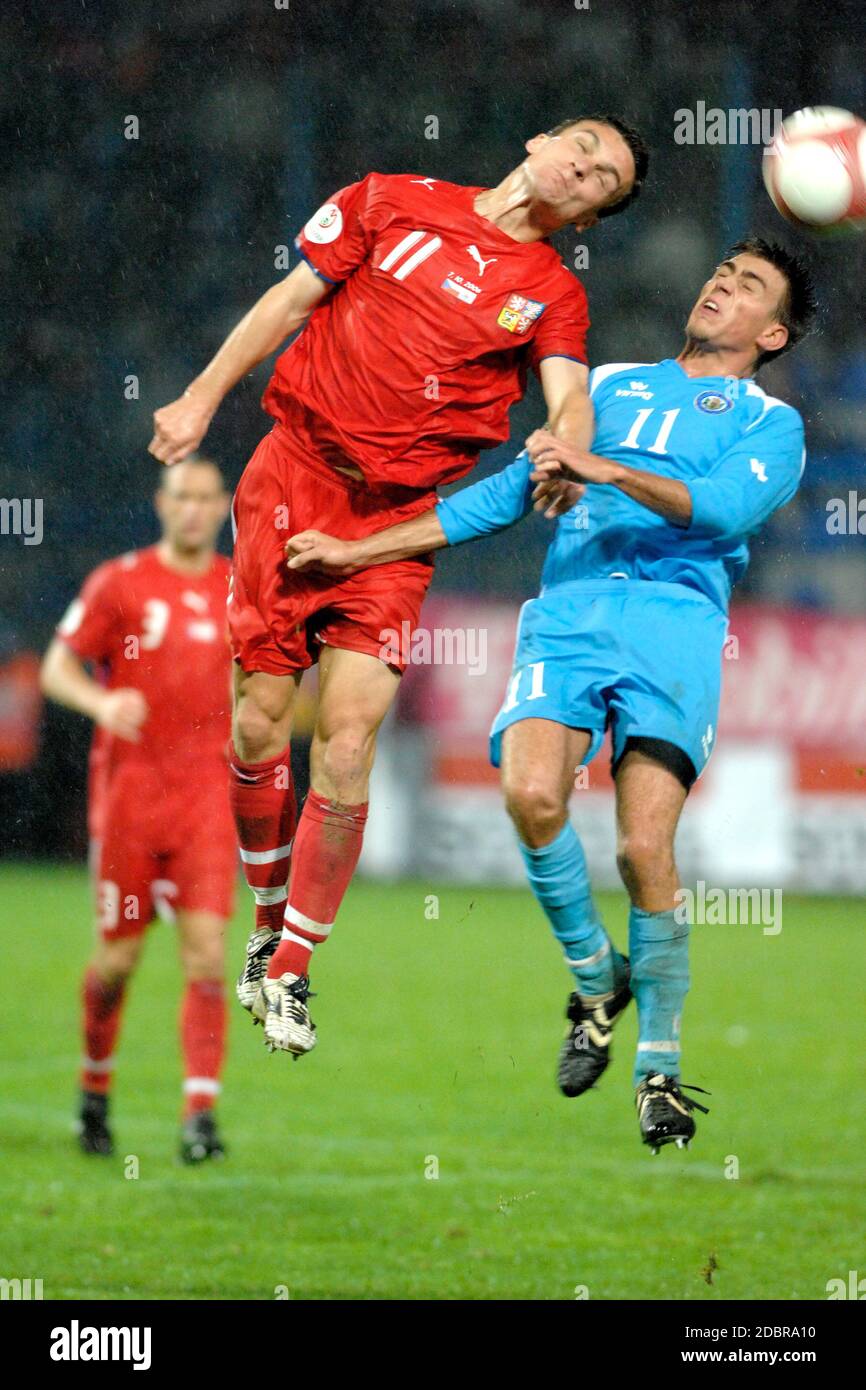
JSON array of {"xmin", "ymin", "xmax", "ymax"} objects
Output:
[{"xmin": 616, "ymin": 381, "xmax": 654, "ymax": 400}]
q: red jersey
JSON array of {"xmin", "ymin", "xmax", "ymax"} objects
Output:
[
  {"xmin": 262, "ymin": 173, "xmax": 589, "ymax": 490},
  {"xmin": 57, "ymin": 546, "xmax": 232, "ymax": 837}
]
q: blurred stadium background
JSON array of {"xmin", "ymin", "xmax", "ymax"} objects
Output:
[{"xmin": 4, "ymin": 0, "xmax": 866, "ymax": 892}]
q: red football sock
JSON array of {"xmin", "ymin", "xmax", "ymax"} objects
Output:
[
  {"xmin": 180, "ymin": 979, "xmax": 227, "ymax": 1118},
  {"xmin": 228, "ymin": 742, "xmax": 298, "ymax": 932},
  {"xmin": 80, "ymin": 966, "xmax": 126, "ymax": 1095},
  {"xmin": 267, "ymin": 790, "xmax": 369, "ymax": 979}
]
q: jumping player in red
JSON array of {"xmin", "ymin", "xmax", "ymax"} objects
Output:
[
  {"xmin": 40, "ymin": 459, "xmax": 235, "ymax": 1162},
  {"xmin": 148, "ymin": 116, "xmax": 648, "ymax": 1058}
]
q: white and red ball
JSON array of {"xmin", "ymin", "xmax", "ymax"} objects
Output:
[{"xmin": 763, "ymin": 106, "xmax": 866, "ymax": 233}]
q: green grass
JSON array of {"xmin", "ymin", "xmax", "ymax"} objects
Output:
[{"xmin": 1, "ymin": 864, "xmax": 862, "ymax": 1300}]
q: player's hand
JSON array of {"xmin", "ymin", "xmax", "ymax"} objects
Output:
[
  {"xmin": 526, "ymin": 429, "xmax": 615, "ymax": 486},
  {"xmin": 530, "ymin": 476, "xmax": 586, "ymax": 518},
  {"xmin": 285, "ymin": 531, "xmax": 361, "ymax": 576},
  {"xmin": 148, "ymin": 389, "xmax": 215, "ymax": 466},
  {"xmin": 95, "ymin": 688, "xmax": 149, "ymax": 742}
]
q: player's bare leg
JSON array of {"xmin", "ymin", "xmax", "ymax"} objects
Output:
[
  {"xmin": 614, "ymin": 747, "xmax": 709, "ymax": 1151},
  {"xmin": 312, "ymin": 645, "xmax": 400, "ymax": 800},
  {"xmin": 176, "ymin": 909, "xmax": 228, "ymax": 1163},
  {"xmin": 614, "ymin": 748, "xmax": 686, "ymax": 913},
  {"xmin": 501, "ymin": 717, "xmax": 588, "ymax": 847},
  {"xmin": 90, "ymin": 933, "xmax": 145, "ymax": 987},
  {"xmin": 229, "ymin": 666, "xmax": 302, "ymax": 1013},
  {"xmin": 78, "ymin": 934, "xmax": 145, "ymax": 1156},
  {"xmin": 233, "ymin": 666, "xmax": 300, "ymax": 764},
  {"xmin": 501, "ymin": 718, "xmax": 632, "ymax": 1095},
  {"xmin": 261, "ymin": 646, "xmax": 401, "ymax": 1055}
]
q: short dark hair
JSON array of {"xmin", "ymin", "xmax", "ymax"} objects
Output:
[
  {"xmin": 158, "ymin": 454, "xmax": 226, "ymax": 488},
  {"xmin": 546, "ymin": 113, "xmax": 649, "ymax": 219},
  {"xmin": 725, "ymin": 235, "xmax": 817, "ymax": 368}
]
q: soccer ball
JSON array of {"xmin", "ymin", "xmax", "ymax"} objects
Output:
[{"xmin": 762, "ymin": 106, "xmax": 866, "ymax": 233}]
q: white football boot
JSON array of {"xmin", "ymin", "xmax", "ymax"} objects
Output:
[
  {"xmin": 261, "ymin": 973, "xmax": 317, "ymax": 1056},
  {"xmin": 236, "ymin": 927, "xmax": 280, "ymax": 1015}
]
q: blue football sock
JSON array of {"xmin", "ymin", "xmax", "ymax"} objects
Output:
[
  {"xmin": 629, "ymin": 906, "xmax": 690, "ymax": 1085},
  {"xmin": 519, "ymin": 823, "xmax": 624, "ymax": 998}
]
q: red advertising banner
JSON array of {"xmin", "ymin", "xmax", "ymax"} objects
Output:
[{"xmin": 399, "ymin": 599, "xmax": 866, "ymax": 793}]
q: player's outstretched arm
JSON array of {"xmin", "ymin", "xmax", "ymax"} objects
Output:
[
  {"xmin": 148, "ymin": 262, "xmax": 331, "ymax": 465},
  {"xmin": 527, "ymin": 430, "xmax": 693, "ymax": 527},
  {"xmin": 40, "ymin": 639, "xmax": 148, "ymax": 742},
  {"xmin": 286, "ymin": 444, "xmax": 571, "ymax": 576},
  {"xmin": 529, "ymin": 403, "xmax": 806, "ymax": 538},
  {"xmin": 534, "ymin": 357, "xmax": 594, "ymax": 517},
  {"xmin": 539, "ymin": 358, "xmax": 594, "ymax": 449},
  {"xmin": 286, "ymin": 507, "xmax": 449, "ymax": 577}
]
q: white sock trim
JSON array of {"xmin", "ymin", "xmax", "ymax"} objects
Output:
[
  {"xmin": 82, "ymin": 1056, "xmax": 114, "ymax": 1073},
  {"xmin": 637, "ymin": 1041, "xmax": 680, "ymax": 1052},
  {"xmin": 252, "ymin": 885, "xmax": 288, "ymax": 905},
  {"xmin": 284, "ymin": 903, "xmax": 333, "ymax": 937},
  {"xmin": 565, "ymin": 939, "xmax": 611, "ymax": 969},
  {"xmin": 183, "ymin": 1077, "xmax": 221, "ymax": 1096},
  {"xmin": 281, "ymin": 926, "xmax": 320, "ymax": 951},
  {"xmin": 239, "ymin": 842, "xmax": 293, "ymax": 865}
]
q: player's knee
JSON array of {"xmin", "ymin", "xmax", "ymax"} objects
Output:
[
  {"xmin": 503, "ymin": 776, "xmax": 567, "ymax": 847},
  {"xmin": 183, "ymin": 948, "xmax": 225, "ymax": 981},
  {"xmin": 617, "ymin": 832, "xmax": 674, "ymax": 894},
  {"xmin": 178, "ymin": 913, "xmax": 226, "ymax": 980},
  {"xmin": 94, "ymin": 936, "xmax": 141, "ymax": 983},
  {"xmin": 314, "ymin": 723, "xmax": 375, "ymax": 796},
  {"xmin": 233, "ymin": 696, "xmax": 281, "ymax": 762}
]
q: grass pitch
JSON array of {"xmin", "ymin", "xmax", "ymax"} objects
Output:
[{"xmin": 1, "ymin": 864, "xmax": 861, "ymax": 1300}]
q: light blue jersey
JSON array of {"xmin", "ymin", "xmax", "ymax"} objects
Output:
[
  {"xmin": 435, "ymin": 359, "xmax": 806, "ymax": 778},
  {"xmin": 437, "ymin": 358, "xmax": 806, "ymax": 615}
]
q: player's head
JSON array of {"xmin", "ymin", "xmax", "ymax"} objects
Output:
[
  {"xmin": 685, "ymin": 237, "xmax": 817, "ymax": 371},
  {"xmin": 521, "ymin": 115, "xmax": 648, "ymax": 231},
  {"xmin": 155, "ymin": 456, "xmax": 230, "ymax": 553}
]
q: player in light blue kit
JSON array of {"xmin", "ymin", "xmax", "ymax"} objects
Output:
[{"xmin": 284, "ymin": 237, "xmax": 817, "ymax": 1153}]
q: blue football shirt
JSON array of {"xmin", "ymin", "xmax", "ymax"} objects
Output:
[{"xmin": 436, "ymin": 358, "xmax": 806, "ymax": 612}]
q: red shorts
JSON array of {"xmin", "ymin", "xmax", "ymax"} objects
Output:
[
  {"xmin": 90, "ymin": 763, "xmax": 237, "ymax": 939},
  {"xmin": 229, "ymin": 404, "xmax": 437, "ymax": 675}
]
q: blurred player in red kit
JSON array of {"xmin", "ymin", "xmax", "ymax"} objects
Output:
[
  {"xmin": 40, "ymin": 459, "xmax": 235, "ymax": 1162},
  {"xmin": 148, "ymin": 117, "xmax": 649, "ymax": 1057}
]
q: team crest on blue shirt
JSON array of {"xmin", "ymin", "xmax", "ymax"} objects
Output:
[{"xmin": 694, "ymin": 390, "xmax": 734, "ymax": 414}]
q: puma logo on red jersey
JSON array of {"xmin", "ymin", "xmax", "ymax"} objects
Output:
[{"xmin": 467, "ymin": 244, "xmax": 497, "ymax": 277}]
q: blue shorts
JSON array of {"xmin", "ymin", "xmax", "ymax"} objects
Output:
[{"xmin": 489, "ymin": 579, "xmax": 727, "ymax": 780}]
